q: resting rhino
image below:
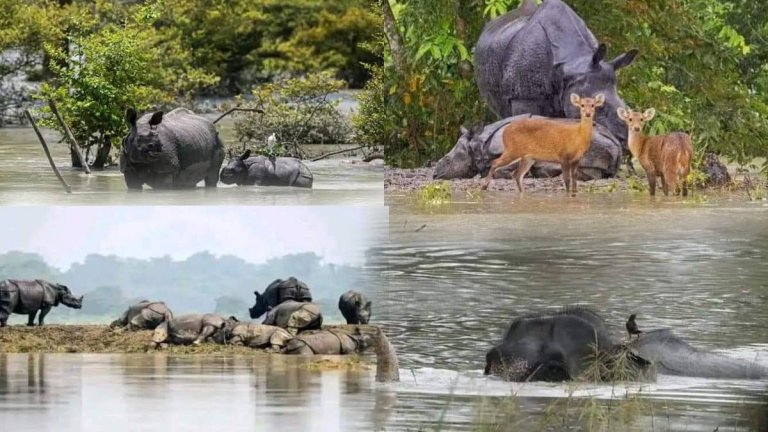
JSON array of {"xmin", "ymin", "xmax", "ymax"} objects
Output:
[
  {"xmin": 120, "ymin": 107, "xmax": 225, "ymax": 189},
  {"xmin": 220, "ymin": 150, "xmax": 313, "ymax": 188},
  {"xmin": 151, "ymin": 313, "xmax": 238, "ymax": 347},
  {"xmin": 282, "ymin": 328, "xmax": 370, "ymax": 355},
  {"xmin": 227, "ymin": 322, "xmax": 293, "ymax": 351},
  {"xmin": 471, "ymin": 0, "xmax": 638, "ymax": 178},
  {"xmin": 484, "ymin": 308, "xmax": 768, "ymax": 382},
  {"xmin": 262, "ymin": 300, "xmax": 322, "ymax": 335},
  {"xmin": 110, "ymin": 300, "xmax": 173, "ymax": 331},
  {"xmin": 433, "ymin": 115, "xmax": 622, "ymax": 180},
  {"xmin": 0, "ymin": 279, "xmax": 83, "ymax": 327},
  {"xmin": 338, "ymin": 290, "xmax": 372, "ymax": 325},
  {"xmin": 249, "ymin": 277, "xmax": 313, "ymax": 319}
]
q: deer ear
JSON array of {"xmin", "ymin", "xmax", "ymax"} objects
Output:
[
  {"xmin": 570, "ymin": 93, "xmax": 581, "ymax": 106},
  {"xmin": 617, "ymin": 108, "xmax": 629, "ymax": 121},
  {"xmin": 643, "ymin": 108, "xmax": 656, "ymax": 121},
  {"xmin": 149, "ymin": 111, "xmax": 164, "ymax": 127},
  {"xmin": 594, "ymin": 94, "xmax": 605, "ymax": 106}
]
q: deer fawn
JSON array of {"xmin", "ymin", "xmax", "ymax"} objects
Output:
[
  {"xmin": 481, "ymin": 93, "xmax": 604, "ymax": 196},
  {"xmin": 617, "ymin": 108, "xmax": 692, "ymax": 196}
]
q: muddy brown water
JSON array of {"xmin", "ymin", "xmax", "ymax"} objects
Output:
[
  {"xmin": 0, "ymin": 119, "xmax": 382, "ymax": 205},
  {"xmin": 369, "ymin": 193, "xmax": 768, "ymax": 430}
]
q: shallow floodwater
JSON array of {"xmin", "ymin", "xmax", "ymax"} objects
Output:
[
  {"xmin": 0, "ymin": 119, "xmax": 382, "ymax": 205},
  {"xmin": 372, "ymin": 193, "xmax": 768, "ymax": 430}
]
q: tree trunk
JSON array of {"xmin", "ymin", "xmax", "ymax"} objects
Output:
[
  {"xmin": 454, "ymin": 0, "xmax": 473, "ymax": 80},
  {"xmin": 70, "ymin": 148, "xmax": 83, "ymax": 168},
  {"xmin": 381, "ymin": 0, "xmax": 408, "ymax": 78},
  {"xmin": 92, "ymin": 135, "xmax": 112, "ymax": 169}
]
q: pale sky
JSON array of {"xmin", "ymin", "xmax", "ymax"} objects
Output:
[{"xmin": 0, "ymin": 206, "xmax": 388, "ymax": 270}]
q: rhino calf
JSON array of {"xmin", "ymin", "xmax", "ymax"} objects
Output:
[
  {"xmin": 0, "ymin": 279, "xmax": 83, "ymax": 327},
  {"xmin": 262, "ymin": 301, "xmax": 322, "ymax": 335},
  {"xmin": 110, "ymin": 300, "xmax": 173, "ymax": 331},
  {"xmin": 227, "ymin": 322, "xmax": 293, "ymax": 351},
  {"xmin": 220, "ymin": 150, "xmax": 313, "ymax": 188},
  {"xmin": 338, "ymin": 290, "xmax": 372, "ymax": 324},
  {"xmin": 151, "ymin": 313, "xmax": 237, "ymax": 347},
  {"xmin": 282, "ymin": 329, "xmax": 370, "ymax": 355}
]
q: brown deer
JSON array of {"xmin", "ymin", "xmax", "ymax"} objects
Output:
[
  {"xmin": 617, "ymin": 108, "xmax": 692, "ymax": 196},
  {"xmin": 481, "ymin": 93, "xmax": 605, "ymax": 196}
]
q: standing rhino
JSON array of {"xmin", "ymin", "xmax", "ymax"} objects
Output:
[
  {"xmin": 151, "ymin": 313, "xmax": 238, "ymax": 347},
  {"xmin": 227, "ymin": 322, "xmax": 293, "ymax": 351},
  {"xmin": 433, "ymin": 116, "xmax": 622, "ymax": 180},
  {"xmin": 248, "ymin": 277, "xmax": 313, "ymax": 319},
  {"xmin": 110, "ymin": 300, "xmax": 173, "ymax": 331},
  {"xmin": 338, "ymin": 290, "xmax": 372, "ymax": 325},
  {"xmin": 282, "ymin": 328, "xmax": 370, "ymax": 355},
  {"xmin": 262, "ymin": 300, "xmax": 322, "ymax": 335},
  {"xmin": 220, "ymin": 150, "xmax": 313, "ymax": 188},
  {"xmin": 0, "ymin": 279, "xmax": 83, "ymax": 327},
  {"xmin": 473, "ymin": 0, "xmax": 638, "ymax": 177},
  {"xmin": 120, "ymin": 107, "xmax": 225, "ymax": 189}
]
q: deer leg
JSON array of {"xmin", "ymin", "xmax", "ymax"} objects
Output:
[
  {"xmin": 660, "ymin": 175, "xmax": 670, "ymax": 196},
  {"xmin": 570, "ymin": 160, "xmax": 580, "ymax": 196},
  {"xmin": 482, "ymin": 154, "xmax": 520, "ymax": 190},
  {"xmin": 561, "ymin": 160, "xmax": 571, "ymax": 194},
  {"xmin": 515, "ymin": 157, "xmax": 536, "ymax": 194},
  {"xmin": 647, "ymin": 173, "xmax": 657, "ymax": 196},
  {"xmin": 681, "ymin": 174, "xmax": 689, "ymax": 197}
]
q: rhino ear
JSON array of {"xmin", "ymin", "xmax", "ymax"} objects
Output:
[
  {"xmin": 364, "ymin": 301, "xmax": 372, "ymax": 310},
  {"xmin": 149, "ymin": 111, "xmax": 164, "ymax": 127},
  {"xmin": 240, "ymin": 149, "xmax": 251, "ymax": 160},
  {"xmin": 591, "ymin": 43, "xmax": 607, "ymax": 67},
  {"xmin": 126, "ymin": 108, "xmax": 137, "ymax": 128},
  {"xmin": 610, "ymin": 49, "xmax": 639, "ymax": 71}
]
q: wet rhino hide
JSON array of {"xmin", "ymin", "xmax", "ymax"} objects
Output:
[
  {"xmin": 110, "ymin": 300, "xmax": 173, "ymax": 331},
  {"xmin": 262, "ymin": 301, "xmax": 322, "ymax": 335},
  {"xmin": 282, "ymin": 329, "xmax": 369, "ymax": 355},
  {"xmin": 228, "ymin": 322, "xmax": 293, "ymax": 351}
]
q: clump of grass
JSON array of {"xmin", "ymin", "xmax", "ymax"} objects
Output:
[
  {"xmin": 685, "ymin": 168, "xmax": 709, "ymax": 190},
  {"xmin": 627, "ymin": 176, "xmax": 647, "ymax": 193},
  {"xmin": 416, "ymin": 181, "xmax": 452, "ymax": 205},
  {"xmin": 738, "ymin": 174, "xmax": 768, "ymax": 201},
  {"xmin": 465, "ymin": 186, "xmax": 485, "ymax": 202},
  {"xmin": 300, "ymin": 356, "xmax": 369, "ymax": 371}
]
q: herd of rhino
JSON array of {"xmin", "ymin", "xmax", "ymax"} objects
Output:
[
  {"xmin": 0, "ymin": 277, "xmax": 373, "ymax": 357},
  {"xmin": 120, "ymin": 107, "xmax": 313, "ymax": 190},
  {"xmin": 0, "ymin": 278, "xmax": 765, "ymax": 382}
]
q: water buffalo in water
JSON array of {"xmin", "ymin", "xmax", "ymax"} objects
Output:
[
  {"xmin": 0, "ymin": 279, "xmax": 83, "ymax": 327},
  {"xmin": 120, "ymin": 107, "xmax": 225, "ymax": 189},
  {"xmin": 484, "ymin": 308, "xmax": 768, "ymax": 382},
  {"xmin": 470, "ymin": 0, "xmax": 638, "ymax": 178},
  {"xmin": 220, "ymin": 150, "xmax": 313, "ymax": 188},
  {"xmin": 110, "ymin": 300, "xmax": 173, "ymax": 331},
  {"xmin": 283, "ymin": 328, "xmax": 370, "ymax": 355},
  {"xmin": 226, "ymin": 322, "xmax": 293, "ymax": 351},
  {"xmin": 262, "ymin": 300, "xmax": 323, "ymax": 335},
  {"xmin": 249, "ymin": 277, "xmax": 313, "ymax": 319},
  {"xmin": 338, "ymin": 290, "xmax": 372, "ymax": 325},
  {"xmin": 433, "ymin": 116, "xmax": 622, "ymax": 180},
  {"xmin": 151, "ymin": 313, "xmax": 238, "ymax": 347}
]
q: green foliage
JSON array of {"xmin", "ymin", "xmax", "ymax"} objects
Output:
[
  {"xmin": 416, "ymin": 181, "xmax": 452, "ymax": 205},
  {"xmin": 33, "ymin": 2, "xmax": 217, "ymax": 166},
  {"xmin": 380, "ymin": 0, "xmax": 768, "ymax": 172},
  {"xmin": 233, "ymin": 72, "xmax": 354, "ymax": 157},
  {"xmin": 352, "ymin": 65, "xmax": 387, "ymax": 149}
]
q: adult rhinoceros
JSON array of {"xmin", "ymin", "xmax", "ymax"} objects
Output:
[
  {"xmin": 120, "ymin": 107, "xmax": 225, "ymax": 189},
  {"xmin": 468, "ymin": 0, "xmax": 638, "ymax": 178},
  {"xmin": 0, "ymin": 279, "xmax": 83, "ymax": 327},
  {"xmin": 110, "ymin": 300, "xmax": 173, "ymax": 331}
]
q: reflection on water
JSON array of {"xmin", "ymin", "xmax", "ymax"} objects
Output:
[
  {"xmin": 0, "ymin": 120, "xmax": 382, "ymax": 205},
  {"xmin": 371, "ymin": 196, "xmax": 768, "ymax": 430},
  {"xmin": 0, "ymin": 353, "xmax": 395, "ymax": 432}
]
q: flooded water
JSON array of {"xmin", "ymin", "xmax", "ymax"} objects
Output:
[
  {"xmin": 371, "ymin": 194, "xmax": 768, "ymax": 430},
  {"xmin": 0, "ymin": 119, "xmax": 382, "ymax": 205},
  {"xmin": 0, "ymin": 353, "xmax": 397, "ymax": 431}
]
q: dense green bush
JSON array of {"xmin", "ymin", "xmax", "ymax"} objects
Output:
[{"xmin": 233, "ymin": 72, "xmax": 354, "ymax": 158}]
